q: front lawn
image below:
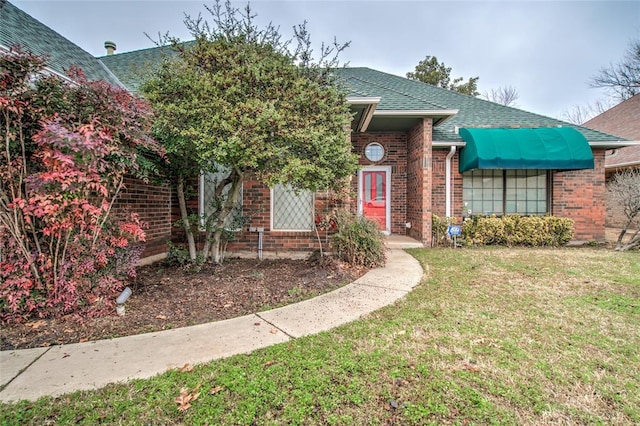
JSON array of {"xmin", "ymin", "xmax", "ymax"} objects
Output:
[{"xmin": 2, "ymin": 247, "xmax": 638, "ymax": 425}]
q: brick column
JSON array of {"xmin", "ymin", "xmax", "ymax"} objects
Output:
[{"xmin": 407, "ymin": 118, "xmax": 433, "ymax": 245}]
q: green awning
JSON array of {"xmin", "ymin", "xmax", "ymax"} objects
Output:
[{"xmin": 458, "ymin": 127, "xmax": 594, "ymax": 173}]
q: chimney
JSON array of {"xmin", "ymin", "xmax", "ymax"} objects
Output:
[{"xmin": 104, "ymin": 41, "xmax": 117, "ymax": 56}]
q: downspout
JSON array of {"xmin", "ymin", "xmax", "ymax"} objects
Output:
[{"xmin": 445, "ymin": 146, "xmax": 457, "ymax": 218}]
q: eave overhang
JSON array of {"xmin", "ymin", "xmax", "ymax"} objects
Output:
[
  {"xmin": 365, "ymin": 109, "xmax": 458, "ymax": 132},
  {"xmin": 347, "ymin": 97, "xmax": 381, "ymax": 133}
]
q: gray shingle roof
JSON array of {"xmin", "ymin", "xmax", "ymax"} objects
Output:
[
  {"xmin": 337, "ymin": 67, "xmax": 625, "ymax": 143},
  {"xmin": 95, "ymin": 41, "xmax": 625, "ymax": 144},
  {"xmin": 0, "ymin": 0, "xmax": 122, "ymax": 86},
  {"xmin": 99, "ymin": 43, "xmax": 188, "ymax": 93}
]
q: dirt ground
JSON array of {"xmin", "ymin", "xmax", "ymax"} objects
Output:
[{"xmin": 0, "ymin": 256, "xmax": 366, "ymax": 351}]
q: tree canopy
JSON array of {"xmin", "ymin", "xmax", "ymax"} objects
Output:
[
  {"xmin": 141, "ymin": 1, "xmax": 358, "ymax": 264},
  {"xmin": 407, "ymin": 55, "xmax": 479, "ymax": 96}
]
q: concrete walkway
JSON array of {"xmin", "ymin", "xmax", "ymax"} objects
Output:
[{"xmin": 0, "ymin": 248, "xmax": 423, "ymax": 403}]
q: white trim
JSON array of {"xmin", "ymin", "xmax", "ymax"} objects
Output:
[
  {"xmin": 373, "ymin": 109, "xmax": 459, "ymax": 116},
  {"xmin": 347, "ymin": 97, "xmax": 380, "ymax": 133},
  {"xmin": 606, "ymin": 160, "xmax": 640, "ymax": 169},
  {"xmin": 357, "ymin": 166, "xmax": 392, "ymax": 235},
  {"xmin": 347, "ymin": 96, "xmax": 382, "ymax": 104},
  {"xmin": 358, "ymin": 102, "xmax": 378, "ymax": 132},
  {"xmin": 270, "ymin": 185, "xmax": 315, "ymax": 233},
  {"xmin": 590, "ymin": 140, "xmax": 640, "ymax": 148},
  {"xmin": 445, "ymin": 146, "xmax": 457, "ymax": 218},
  {"xmin": 435, "ymin": 140, "xmax": 640, "ymax": 149},
  {"xmin": 199, "ymin": 172, "xmax": 206, "ymax": 224},
  {"xmin": 433, "ymin": 141, "xmax": 467, "ymax": 147}
]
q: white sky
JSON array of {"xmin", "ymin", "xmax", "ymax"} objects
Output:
[{"xmin": 11, "ymin": 0, "xmax": 640, "ymax": 119}]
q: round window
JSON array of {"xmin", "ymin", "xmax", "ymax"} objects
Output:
[{"xmin": 364, "ymin": 143, "xmax": 385, "ymax": 162}]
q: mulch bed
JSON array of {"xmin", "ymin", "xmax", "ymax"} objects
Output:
[{"xmin": 1, "ymin": 256, "xmax": 366, "ymax": 351}]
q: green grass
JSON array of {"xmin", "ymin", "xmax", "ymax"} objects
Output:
[{"xmin": 2, "ymin": 247, "xmax": 639, "ymax": 425}]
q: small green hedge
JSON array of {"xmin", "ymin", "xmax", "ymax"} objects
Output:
[
  {"xmin": 432, "ymin": 214, "xmax": 574, "ymax": 247},
  {"xmin": 331, "ymin": 212, "xmax": 386, "ymax": 267}
]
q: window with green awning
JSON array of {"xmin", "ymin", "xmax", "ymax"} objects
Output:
[{"xmin": 458, "ymin": 127, "xmax": 594, "ymax": 173}]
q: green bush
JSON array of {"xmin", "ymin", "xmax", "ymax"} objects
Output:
[
  {"xmin": 462, "ymin": 215, "xmax": 574, "ymax": 247},
  {"xmin": 432, "ymin": 215, "xmax": 463, "ymax": 247},
  {"xmin": 331, "ymin": 212, "xmax": 386, "ymax": 267},
  {"xmin": 432, "ymin": 214, "xmax": 449, "ymax": 247}
]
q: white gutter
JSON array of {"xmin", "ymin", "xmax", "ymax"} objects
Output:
[
  {"xmin": 445, "ymin": 146, "xmax": 457, "ymax": 218},
  {"xmin": 606, "ymin": 160, "xmax": 640, "ymax": 169},
  {"xmin": 433, "ymin": 141, "xmax": 466, "ymax": 148},
  {"xmin": 589, "ymin": 140, "xmax": 640, "ymax": 148},
  {"xmin": 373, "ymin": 109, "xmax": 459, "ymax": 116},
  {"xmin": 347, "ymin": 97, "xmax": 382, "ymax": 105},
  {"xmin": 434, "ymin": 140, "xmax": 640, "ymax": 149}
]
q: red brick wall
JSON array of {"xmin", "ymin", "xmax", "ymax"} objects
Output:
[
  {"xmin": 552, "ymin": 149, "xmax": 606, "ymax": 241},
  {"xmin": 350, "ymin": 132, "xmax": 408, "ymax": 235},
  {"xmin": 432, "ymin": 148, "xmax": 464, "ymax": 219},
  {"xmin": 407, "ymin": 119, "xmax": 433, "ymax": 245},
  {"xmin": 114, "ymin": 177, "xmax": 172, "ymax": 257},
  {"xmin": 214, "ymin": 179, "xmax": 338, "ymax": 256}
]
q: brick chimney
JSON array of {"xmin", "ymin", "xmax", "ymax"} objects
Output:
[{"xmin": 104, "ymin": 41, "xmax": 117, "ymax": 55}]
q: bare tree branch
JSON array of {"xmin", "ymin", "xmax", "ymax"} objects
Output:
[
  {"xmin": 482, "ymin": 85, "xmax": 519, "ymax": 106},
  {"xmin": 590, "ymin": 38, "xmax": 640, "ymax": 101},
  {"xmin": 608, "ymin": 168, "xmax": 640, "ymax": 251}
]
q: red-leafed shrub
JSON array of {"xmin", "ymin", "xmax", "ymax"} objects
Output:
[{"xmin": 0, "ymin": 48, "xmax": 164, "ymax": 322}]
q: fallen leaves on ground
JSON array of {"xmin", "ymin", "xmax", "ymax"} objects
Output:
[{"xmin": 175, "ymin": 384, "xmax": 201, "ymax": 412}]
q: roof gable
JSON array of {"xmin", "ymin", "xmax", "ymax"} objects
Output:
[
  {"xmin": 583, "ymin": 94, "xmax": 640, "ymax": 140},
  {"xmin": 0, "ymin": 0, "xmax": 122, "ymax": 86},
  {"xmin": 583, "ymin": 94, "xmax": 640, "ymax": 168},
  {"xmin": 90, "ymin": 38, "xmax": 628, "ymax": 145},
  {"xmin": 337, "ymin": 67, "xmax": 624, "ymax": 143}
]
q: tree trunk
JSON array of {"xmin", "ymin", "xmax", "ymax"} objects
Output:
[
  {"xmin": 176, "ymin": 175, "xmax": 197, "ymax": 260},
  {"xmin": 206, "ymin": 171, "xmax": 243, "ymax": 264},
  {"xmin": 211, "ymin": 228, "xmax": 224, "ymax": 264},
  {"xmin": 615, "ymin": 213, "xmax": 639, "ymax": 251},
  {"xmin": 617, "ymin": 227, "xmax": 640, "ymax": 251}
]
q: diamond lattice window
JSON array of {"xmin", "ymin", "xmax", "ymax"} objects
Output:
[{"xmin": 272, "ymin": 184, "xmax": 314, "ymax": 231}]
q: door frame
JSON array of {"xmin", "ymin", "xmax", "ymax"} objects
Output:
[{"xmin": 357, "ymin": 166, "xmax": 392, "ymax": 234}]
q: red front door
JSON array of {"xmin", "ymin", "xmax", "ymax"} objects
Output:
[{"xmin": 361, "ymin": 170, "xmax": 387, "ymax": 231}]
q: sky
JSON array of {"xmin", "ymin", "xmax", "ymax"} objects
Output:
[{"xmin": 11, "ymin": 0, "xmax": 640, "ymax": 119}]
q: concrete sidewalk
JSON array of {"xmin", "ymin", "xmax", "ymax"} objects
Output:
[{"xmin": 0, "ymin": 249, "xmax": 423, "ymax": 403}]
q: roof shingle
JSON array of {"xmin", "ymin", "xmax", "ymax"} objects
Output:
[
  {"xmin": 0, "ymin": 0, "xmax": 122, "ymax": 86},
  {"xmin": 92, "ymin": 39, "xmax": 628, "ymax": 144}
]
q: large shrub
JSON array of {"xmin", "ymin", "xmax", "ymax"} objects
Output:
[
  {"xmin": 331, "ymin": 212, "xmax": 386, "ymax": 267},
  {"xmin": 0, "ymin": 48, "xmax": 164, "ymax": 322},
  {"xmin": 461, "ymin": 215, "xmax": 574, "ymax": 247}
]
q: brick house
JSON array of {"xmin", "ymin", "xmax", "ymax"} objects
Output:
[
  {"xmin": 2, "ymin": 0, "xmax": 636, "ymax": 261},
  {"xmin": 583, "ymin": 94, "xmax": 640, "ymax": 229}
]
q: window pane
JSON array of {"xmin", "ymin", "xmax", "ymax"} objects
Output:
[
  {"xmin": 464, "ymin": 169, "xmax": 547, "ymax": 216},
  {"xmin": 202, "ymin": 169, "xmax": 242, "ymax": 230},
  {"xmin": 505, "ymin": 170, "xmax": 547, "ymax": 215},
  {"xmin": 463, "ymin": 170, "xmax": 503, "ymax": 215},
  {"xmin": 273, "ymin": 184, "xmax": 314, "ymax": 231}
]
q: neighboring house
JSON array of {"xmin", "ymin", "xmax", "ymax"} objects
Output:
[
  {"xmin": 584, "ymin": 94, "xmax": 640, "ymax": 229},
  {"xmin": 2, "ymin": 1, "xmax": 635, "ymax": 260}
]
